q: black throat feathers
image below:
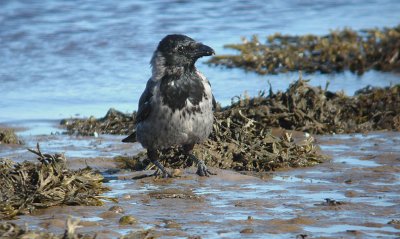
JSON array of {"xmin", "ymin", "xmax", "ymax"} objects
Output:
[{"xmin": 160, "ymin": 68, "xmax": 206, "ymax": 112}]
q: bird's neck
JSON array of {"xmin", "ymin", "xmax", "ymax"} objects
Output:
[
  {"xmin": 151, "ymin": 52, "xmax": 196, "ymax": 81},
  {"xmin": 164, "ymin": 64, "xmax": 195, "ymax": 78}
]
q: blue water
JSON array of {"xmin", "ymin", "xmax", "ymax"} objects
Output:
[{"xmin": 1, "ymin": 0, "xmax": 400, "ymax": 122}]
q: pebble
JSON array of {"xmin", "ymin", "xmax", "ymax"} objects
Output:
[
  {"xmin": 119, "ymin": 215, "xmax": 137, "ymax": 225},
  {"xmin": 240, "ymin": 228, "xmax": 254, "ymax": 234}
]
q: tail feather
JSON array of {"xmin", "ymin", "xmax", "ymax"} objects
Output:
[{"xmin": 122, "ymin": 132, "xmax": 136, "ymax": 143}]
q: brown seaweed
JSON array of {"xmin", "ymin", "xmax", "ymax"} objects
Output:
[
  {"xmin": 0, "ymin": 128, "xmax": 22, "ymax": 145},
  {"xmin": 115, "ymin": 119, "xmax": 325, "ymax": 172},
  {"xmin": 207, "ymin": 25, "xmax": 400, "ymax": 75},
  {"xmin": 60, "ymin": 108, "xmax": 135, "ymax": 136},
  {"xmin": 0, "ymin": 144, "xmax": 110, "ymax": 220},
  {"xmin": 60, "ymin": 78, "xmax": 400, "ymax": 136},
  {"xmin": 59, "ymin": 77, "xmax": 400, "ymax": 173}
]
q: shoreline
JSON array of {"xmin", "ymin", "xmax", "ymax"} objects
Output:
[{"xmin": 1, "ymin": 130, "xmax": 399, "ymax": 238}]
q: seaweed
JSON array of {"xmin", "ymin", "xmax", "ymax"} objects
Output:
[
  {"xmin": 61, "ymin": 78, "xmax": 400, "ymax": 136},
  {"xmin": 0, "ymin": 128, "xmax": 22, "ymax": 145},
  {"xmin": 217, "ymin": 79, "xmax": 400, "ymax": 134},
  {"xmin": 207, "ymin": 25, "xmax": 400, "ymax": 75},
  {"xmin": 60, "ymin": 108, "xmax": 135, "ymax": 136},
  {"xmin": 115, "ymin": 116, "xmax": 324, "ymax": 172},
  {"xmin": 112, "ymin": 80, "xmax": 328, "ymax": 172},
  {"xmin": 59, "ymin": 77, "xmax": 400, "ymax": 172},
  {"xmin": 0, "ymin": 144, "xmax": 110, "ymax": 220}
]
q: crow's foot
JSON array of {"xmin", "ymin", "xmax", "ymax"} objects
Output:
[
  {"xmin": 195, "ymin": 158, "xmax": 216, "ymax": 177},
  {"xmin": 153, "ymin": 168, "xmax": 172, "ymax": 178}
]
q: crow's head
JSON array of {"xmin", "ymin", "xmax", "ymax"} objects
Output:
[{"xmin": 155, "ymin": 34, "xmax": 214, "ymax": 68}]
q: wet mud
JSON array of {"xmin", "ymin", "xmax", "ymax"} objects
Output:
[{"xmin": 1, "ymin": 130, "xmax": 399, "ymax": 238}]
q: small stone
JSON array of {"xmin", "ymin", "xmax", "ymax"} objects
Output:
[
  {"xmin": 119, "ymin": 215, "xmax": 137, "ymax": 225},
  {"xmin": 345, "ymin": 190, "xmax": 357, "ymax": 198},
  {"xmin": 122, "ymin": 194, "xmax": 132, "ymax": 200},
  {"xmin": 108, "ymin": 205, "xmax": 124, "ymax": 214},
  {"xmin": 188, "ymin": 236, "xmax": 201, "ymax": 239},
  {"xmin": 388, "ymin": 219, "xmax": 400, "ymax": 224},
  {"xmin": 240, "ymin": 228, "xmax": 254, "ymax": 234},
  {"xmin": 346, "ymin": 230, "xmax": 362, "ymax": 235},
  {"xmin": 171, "ymin": 169, "xmax": 182, "ymax": 177},
  {"xmin": 344, "ymin": 179, "xmax": 352, "ymax": 184},
  {"xmin": 164, "ymin": 220, "xmax": 181, "ymax": 229}
]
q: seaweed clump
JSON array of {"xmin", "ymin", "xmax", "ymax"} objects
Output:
[
  {"xmin": 224, "ymin": 79, "xmax": 400, "ymax": 134},
  {"xmin": 198, "ymin": 120, "xmax": 323, "ymax": 171},
  {"xmin": 207, "ymin": 25, "xmax": 400, "ymax": 75},
  {"xmin": 116, "ymin": 128, "xmax": 323, "ymax": 173},
  {"xmin": 60, "ymin": 108, "xmax": 135, "ymax": 136},
  {"xmin": 61, "ymin": 78, "xmax": 400, "ymax": 136},
  {"xmin": 0, "ymin": 144, "xmax": 109, "ymax": 220},
  {"xmin": 115, "ymin": 81, "xmax": 327, "ymax": 172},
  {"xmin": 60, "ymin": 78, "xmax": 400, "ymax": 172},
  {"xmin": 0, "ymin": 128, "xmax": 22, "ymax": 144},
  {"xmin": 350, "ymin": 85, "xmax": 400, "ymax": 131}
]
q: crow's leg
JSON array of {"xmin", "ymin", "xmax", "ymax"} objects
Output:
[
  {"xmin": 183, "ymin": 144, "xmax": 215, "ymax": 177},
  {"xmin": 148, "ymin": 148, "xmax": 171, "ymax": 178}
]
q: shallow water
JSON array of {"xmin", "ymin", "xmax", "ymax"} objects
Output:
[
  {"xmin": 4, "ymin": 130, "xmax": 399, "ymax": 238},
  {"xmin": 1, "ymin": 0, "xmax": 400, "ymax": 121}
]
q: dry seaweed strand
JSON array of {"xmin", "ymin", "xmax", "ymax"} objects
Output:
[
  {"xmin": 207, "ymin": 25, "xmax": 400, "ymax": 75},
  {"xmin": 0, "ymin": 144, "xmax": 110, "ymax": 220}
]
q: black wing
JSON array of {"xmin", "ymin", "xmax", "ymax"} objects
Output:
[
  {"xmin": 122, "ymin": 79, "xmax": 155, "ymax": 143},
  {"xmin": 136, "ymin": 79, "xmax": 156, "ymax": 123}
]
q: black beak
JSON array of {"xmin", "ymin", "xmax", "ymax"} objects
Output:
[{"xmin": 194, "ymin": 43, "xmax": 215, "ymax": 58}]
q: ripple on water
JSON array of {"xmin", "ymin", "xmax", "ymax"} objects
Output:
[
  {"xmin": 1, "ymin": 1, "xmax": 400, "ymax": 121},
  {"xmin": 334, "ymin": 156, "xmax": 381, "ymax": 167},
  {"xmin": 304, "ymin": 224, "xmax": 399, "ymax": 237}
]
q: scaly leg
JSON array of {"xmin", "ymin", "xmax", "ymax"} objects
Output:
[
  {"xmin": 147, "ymin": 148, "xmax": 171, "ymax": 178},
  {"xmin": 183, "ymin": 144, "xmax": 216, "ymax": 177}
]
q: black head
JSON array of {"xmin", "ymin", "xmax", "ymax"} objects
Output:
[{"xmin": 156, "ymin": 34, "xmax": 214, "ymax": 67}]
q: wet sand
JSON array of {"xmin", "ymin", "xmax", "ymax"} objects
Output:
[{"xmin": 2, "ymin": 124, "xmax": 399, "ymax": 238}]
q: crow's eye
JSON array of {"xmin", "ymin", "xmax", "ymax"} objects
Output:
[{"xmin": 177, "ymin": 46, "xmax": 184, "ymax": 52}]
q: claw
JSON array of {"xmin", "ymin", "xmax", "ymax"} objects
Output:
[
  {"xmin": 196, "ymin": 161, "xmax": 216, "ymax": 177},
  {"xmin": 183, "ymin": 144, "xmax": 216, "ymax": 177},
  {"xmin": 153, "ymin": 168, "xmax": 172, "ymax": 178},
  {"xmin": 148, "ymin": 149, "xmax": 172, "ymax": 178}
]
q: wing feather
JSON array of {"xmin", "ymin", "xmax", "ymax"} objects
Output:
[{"xmin": 122, "ymin": 79, "xmax": 155, "ymax": 143}]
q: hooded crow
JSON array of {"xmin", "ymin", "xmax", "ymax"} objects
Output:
[{"xmin": 122, "ymin": 34, "xmax": 216, "ymax": 177}]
